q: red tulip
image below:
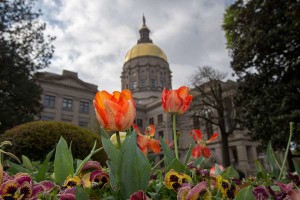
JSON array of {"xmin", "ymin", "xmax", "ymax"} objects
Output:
[
  {"xmin": 133, "ymin": 124, "xmax": 160, "ymax": 155},
  {"xmin": 162, "ymin": 86, "xmax": 193, "ymax": 114},
  {"xmin": 190, "ymin": 129, "xmax": 218, "ymax": 158},
  {"xmin": 94, "ymin": 90, "xmax": 136, "ymax": 131}
]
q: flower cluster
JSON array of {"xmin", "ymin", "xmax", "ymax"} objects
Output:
[{"xmin": 1, "ymin": 87, "xmax": 299, "ymax": 200}]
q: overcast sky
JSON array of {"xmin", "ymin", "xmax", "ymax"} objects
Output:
[{"xmin": 38, "ymin": 0, "xmax": 234, "ymax": 92}]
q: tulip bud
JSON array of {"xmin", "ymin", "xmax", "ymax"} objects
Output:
[{"xmin": 110, "ymin": 132, "xmax": 127, "ymax": 147}]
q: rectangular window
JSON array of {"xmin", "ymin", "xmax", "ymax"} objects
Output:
[
  {"xmin": 137, "ymin": 119, "xmax": 143, "ymax": 128},
  {"xmin": 158, "ymin": 131, "xmax": 164, "ymax": 138},
  {"xmin": 149, "ymin": 117, "xmax": 154, "ymax": 125},
  {"xmin": 41, "ymin": 116, "xmax": 54, "ymax": 121},
  {"xmin": 151, "ymin": 79, "xmax": 156, "ymax": 87},
  {"xmin": 79, "ymin": 101, "xmax": 89, "ymax": 113},
  {"xmin": 79, "ymin": 121, "xmax": 88, "ymax": 127},
  {"xmin": 44, "ymin": 95, "xmax": 55, "ymax": 108},
  {"xmin": 140, "ymin": 79, "xmax": 146, "ymax": 87},
  {"xmin": 160, "ymin": 80, "xmax": 164, "ymax": 87},
  {"xmin": 132, "ymin": 81, "xmax": 137, "ymax": 90},
  {"xmin": 157, "ymin": 114, "xmax": 163, "ymax": 123},
  {"xmin": 62, "ymin": 98, "xmax": 73, "ymax": 111}
]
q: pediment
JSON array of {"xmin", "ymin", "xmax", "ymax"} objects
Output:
[{"xmin": 38, "ymin": 73, "xmax": 97, "ymax": 92}]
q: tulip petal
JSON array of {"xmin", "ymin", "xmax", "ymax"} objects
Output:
[
  {"xmin": 166, "ymin": 90, "xmax": 182, "ymax": 113},
  {"xmin": 201, "ymin": 146, "xmax": 211, "ymax": 158},
  {"xmin": 94, "ymin": 100, "xmax": 109, "ymax": 129},
  {"xmin": 104, "ymin": 100, "xmax": 122, "ymax": 131},
  {"xmin": 145, "ymin": 125, "xmax": 156, "ymax": 137},
  {"xmin": 95, "ymin": 91, "xmax": 112, "ymax": 109},
  {"xmin": 190, "ymin": 129, "xmax": 203, "ymax": 142},
  {"xmin": 137, "ymin": 135, "xmax": 149, "ymax": 149},
  {"xmin": 113, "ymin": 91, "xmax": 121, "ymax": 101},
  {"xmin": 192, "ymin": 145, "xmax": 202, "ymax": 158},
  {"xmin": 207, "ymin": 132, "xmax": 219, "ymax": 143},
  {"xmin": 150, "ymin": 139, "xmax": 160, "ymax": 154},
  {"xmin": 117, "ymin": 100, "xmax": 136, "ymax": 131}
]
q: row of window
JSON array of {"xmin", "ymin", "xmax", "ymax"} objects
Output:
[
  {"xmin": 126, "ymin": 80, "xmax": 166, "ymax": 90},
  {"xmin": 44, "ymin": 95, "xmax": 90, "ymax": 113},
  {"xmin": 135, "ymin": 114, "xmax": 163, "ymax": 128},
  {"xmin": 41, "ymin": 115, "xmax": 89, "ymax": 128}
]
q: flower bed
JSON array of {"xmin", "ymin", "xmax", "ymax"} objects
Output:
[{"xmin": 0, "ymin": 87, "xmax": 299, "ymax": 200}]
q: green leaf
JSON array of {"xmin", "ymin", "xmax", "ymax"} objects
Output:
[
  {"xmin": 100, "ymin": 128, "xmax": 119, "ymax": 164},
  {"xmin": 99, "ymin": 128, "xmax": 119, "ymax": 188},
  {"xmin": 35, "ymin": 149, "xmax": 54, "ymax": 182},
  {"xmin": 194, "ymin": 156, "xmax": 206, "ymax": 168},
  {"xmin": 118, "ymin": 132, "xmax": 151, "ymax": 199},
  {"xmin": 75, "ymin": 186, "xmax": 90, "ymax": 200},
  {"xmin": 166, "ymin": 158, "xmax": 187, "ymax": 173},
  {"xmin": 7, "ymin": 160, "xmax": 30, "ymax": 174},
  {"xmin": 222, "ymin": 166, "xmax": 239, "ymax": 179},
  {"xmin": 159, "ymin": 137, "xmax": 175, "ymax": 167},
  {"xmin": 184, "ymin": 144, "xmax": 194, "ymax": 165},
  {"xmin": 54, "ymin": 137, "xmax": 74, "ymax": 184},
  {"xmin": 213, "ymin": 164, "xmax": 223, "ymax": 176},
  {"xmin": 266, "ymin": 142, "xmax": 281, "ymax": 179},
  {"xmin": 22, "ymin": 155, "xmax": 33, "ymax": 170},
  {"xmin": 234, "ymin": 186, "xmax": 256, "ymax": 200},
  {"xmin": 255, "ymin": 160, "xmax": 267, "ymax": 180}
]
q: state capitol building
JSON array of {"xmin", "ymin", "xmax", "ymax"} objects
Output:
[{"xmin": 36, "ymin": 17, "xmax": 260, "ymax": 176}]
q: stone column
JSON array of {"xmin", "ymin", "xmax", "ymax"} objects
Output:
[{"xmin": 237, "ymin": 145, "xmax": 248, "ymax": 176}]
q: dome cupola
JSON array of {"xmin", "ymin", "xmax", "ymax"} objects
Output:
[{"xmin": 121, "ymin": 16, "xmax": 172, "ymax": 101}]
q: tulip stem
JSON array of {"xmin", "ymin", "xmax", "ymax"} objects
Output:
[
  {"xmin": 116, "ymin": 131, "xmax": 122, "ymax": 148},
  {"xmin": 278, "ymin": 122, "xmax": 294, "ymax": 181},
  {"xmin": 173, "ymin": 114, "xmax": 179, "ymax": 159}
]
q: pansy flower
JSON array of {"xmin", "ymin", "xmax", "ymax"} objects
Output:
[
  {"xmin": 216, "ymin": 175, "xmax": 237, "ymax": 200},
  {"xmin": 63, "ymin": 176, "xmax": 81, "ymax": 189},
  {"xmin": 164, "ymin": 169, "xmax": 192, "ymax": 192},
  {"xmin": 0, "ymin": 180, "xmax": 32, "ymax": 200},
  {"xmin": 82, "ymin": 170, "xmax": 109, "ymax": 189},
  {"xmin": 177, "ymin": 181, "xmax": 211, "ymax": 200},
  {"xmin": 133, "ymin": 124, "xmax": 160, "ymax": 155},
  {"xmin": 189, "ymin": 129, "xmax": 218, "ymax": 158}
]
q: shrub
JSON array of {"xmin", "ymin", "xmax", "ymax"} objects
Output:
[{"xmin": 0, "ymin": 121, "xmax": 107, "ymax": 165}]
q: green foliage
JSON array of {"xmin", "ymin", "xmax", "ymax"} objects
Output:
[
  {"xmin": 0, "ymin": 0, "xmax": 55, "ymax": 133},
  {"xmin": 36, "ymin": 149, "xmax": 54, "ymax": 182},
  {"xmin": 100, "ymin": 128, "xmax": 151, "ymax": 200},
  {"xmin": 235, "ymin": 186, "xmax": 256, "ymax": 200},
  {"xmin": 54, "ymin": 137, "xmax": 74, "ymax": 184},
  {"xmin": 159, "ymin": 137, "xmax": 175, "ymax": 168},
  {"xmin": 118, "ymin": 133, "xmax": 151, "ymax": 199},
  {"xmin": 0, "ymin": 121, "xmax": 107, "ymax": 165},
  {"xmin": 266, "ymin": 142, "xmax": 281, "ymax": 179},
  {"xmin": 223, "ymin": 0, "xmax": 300, "ymax": 149}
]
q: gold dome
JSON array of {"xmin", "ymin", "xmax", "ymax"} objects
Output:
[{"xmin": 124, "ymin": 43, "xmax": 168, "ymax": 63}]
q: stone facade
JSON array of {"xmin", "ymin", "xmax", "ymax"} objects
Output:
[{"xmin": 35, "ymin": 70, "xmax": 98, "ymax": 129}]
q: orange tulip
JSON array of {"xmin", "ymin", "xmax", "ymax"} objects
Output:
[
  {"xmin": 162, "ymin": 86, "xmax": 193, "ymax": 114},
  {"xmin": 94, "ymin": 90, "xmax": 136, "ymax": 131}
]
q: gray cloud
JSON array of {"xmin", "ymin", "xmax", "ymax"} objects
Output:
[{"xmin": 38, "ymin": 0, "xmax": 234, "ymax": 91}]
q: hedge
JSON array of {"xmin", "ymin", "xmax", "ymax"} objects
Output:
[{"xmin": 0, "ymin": 121, "xmax": 107, "ymax": 165}]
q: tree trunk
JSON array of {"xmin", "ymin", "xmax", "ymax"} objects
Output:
[{"xmin": 221, "ymin": 131, "xmax": 231, "ymax": 167}]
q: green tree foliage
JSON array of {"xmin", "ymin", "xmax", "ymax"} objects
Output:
[
  {"xmin": 0, "ymin": 121, "xmax": 107, "ymax": 165},
  {"xmin": 0, "ymin": 0, "xmax": 55, "ymax": 133},
  {"xmin": 223, "ymin": 0, "xmax": 300, "ymax": 149}
]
